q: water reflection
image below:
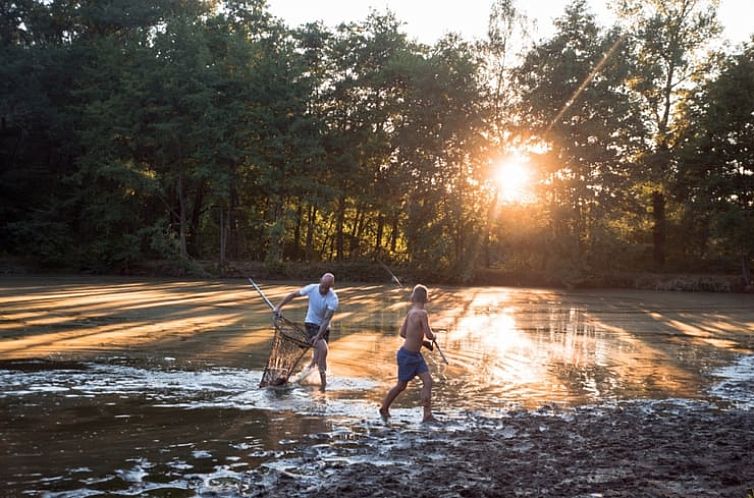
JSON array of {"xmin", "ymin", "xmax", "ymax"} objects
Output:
[{"xmin": 417, "ymin": 288, "xmax": 752, "ymax": 409}]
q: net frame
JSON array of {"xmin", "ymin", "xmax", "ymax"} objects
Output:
[{"xmin": 259, "ymin": 315, "xmax": 312, "ymax": 387}]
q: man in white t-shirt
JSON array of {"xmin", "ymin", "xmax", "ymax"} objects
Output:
[{"xmin": 273, "ymin": 273, "xmax": 339, "ymax": 390}]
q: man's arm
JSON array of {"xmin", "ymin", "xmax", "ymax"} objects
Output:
[
  {"xmin": 420, "ymin": 311, "xmax": 435, "ymax": 341},
  {"xmin": 314, "ymin": 309, "xmax": 335, "ymax": 342},
  {"xmin": 273, "ymin": 291, "xmax": 300, "ymax": 316},
  {"xmin": 399, "ymin": 316, "xmax": 408, "ymax": 338}
]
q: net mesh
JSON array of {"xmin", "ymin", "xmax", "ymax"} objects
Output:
[{"xmin": 259, "ymin": 316, "xmax": 312, "ymax": 387}]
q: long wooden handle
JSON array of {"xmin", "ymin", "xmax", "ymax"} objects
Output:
[
  {"xmin": 433, "ymin": 339, "xmax": 449, "ymax": 365},
  {"xmin": 247, "ymin": 277, "xmax": 275, "ymax": 310},
  {"xmin": 378, "ymin": 259, "xmax": 403, "ymax": 287}
]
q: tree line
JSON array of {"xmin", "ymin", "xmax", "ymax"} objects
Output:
[{"xmin": 1, "ymin": 0, "xmax": 752, "ymax": 284}]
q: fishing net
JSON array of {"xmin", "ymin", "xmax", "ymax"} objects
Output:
[{"xmin": 259, "ymin": 316, "xmax": 312, "ymax": 387}]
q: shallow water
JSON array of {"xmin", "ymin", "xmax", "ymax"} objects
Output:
[{"xmin": 1, "ymin": 277, "xmax": 753, "ymax": 496}]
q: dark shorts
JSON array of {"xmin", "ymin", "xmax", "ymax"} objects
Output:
[
  {"xmin": 305, "ymin": 323, "xmax": 330, "ymax": 343},
  {"xmin": 397, "ymin": 347, "xmax": 429, "ymax": 382}
]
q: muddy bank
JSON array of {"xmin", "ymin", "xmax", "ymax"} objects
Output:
[
  {"xmin": 248, "ymin": 402, "xmax": 754, "ymax": 498},
  {"xmin": 1, "ymin": 259, "xmax": 749, "ymax": 292}
]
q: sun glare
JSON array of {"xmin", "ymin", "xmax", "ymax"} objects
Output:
[{"xmin": 494, "ymin": 156, "xmax": 533, "ymax": 203}]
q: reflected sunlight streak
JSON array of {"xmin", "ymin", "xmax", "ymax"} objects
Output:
[{"xmin": 453, "ymin": 306, "xmax": 543, "ymax": 386}]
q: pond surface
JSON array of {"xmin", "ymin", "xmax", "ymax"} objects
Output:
[{"xmin": 1, "ymin": 276, "xmax": 752, "ymax": 496}]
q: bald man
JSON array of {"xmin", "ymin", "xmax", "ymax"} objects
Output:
[{"xmin": 274, "ymin": 273, "xmax": 339, "ymax": 390}]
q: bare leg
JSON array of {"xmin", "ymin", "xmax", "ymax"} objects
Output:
[
  {"xmin": 380, "ymin": 380, "xmax": 407, "ymax": 421},
  {"xmin": 309, "ymin": 346, "xmax": 319, "ymax": 369},
  {"xmin": 308, "ymin": 331, "xmax": 326, "ymax": 366},
  {"xmin": 306, "ymin": 350, "xmax": 316, "ymax": 372},
  {"xmin": 316, "ymin": 340, "xmax": 328, "ymax": 391},
  {"xmin": 418, "ymin": 371, "xmax": 436, "ymax": 423}
]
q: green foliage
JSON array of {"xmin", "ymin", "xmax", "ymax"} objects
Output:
[
  {"xmin": 6, "ymin": 217, "xmax": 73, "ymax": 265},
  {"xmin": 616, "ymin": 0, "xmax": 722, "ymax": 268},
  {"xmin": 1, "ymin": 0, "xmax": 751, "ymax": 284},
  {"xmin": 676, "ymin": 40, "xmax": 754, "ymax": 268},
  {"xmin": 511, "ymin": 0, "xmax": 646, "ymax": 276}
]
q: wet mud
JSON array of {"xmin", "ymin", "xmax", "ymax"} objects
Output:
[{"xmin": 252, "ymin": 403, "xmax": 754, "ymax": 498}]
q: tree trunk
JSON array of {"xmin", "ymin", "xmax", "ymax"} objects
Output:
[
  {"xmin": 485, "ymin": 191, "xmax": 499, "ymax": 268},
  {"xmin": 267, "ymin": 197, "xmax": 285, "ymax": 265},
  {"xmin": 306, "ymin": 205, "xmax": 317, "ymax": 261},
  {"xmin": 177, "ymin": 173, "xmax": 189, "ymax": 260},
  {"xmin": 390, "ymin": 214, "xmax": 399, "ymax": 253},
  {"xmin": 219, "ymin": 207, "xmax": 226, "ymax": 273},
  {"xmin": 742, "ymin": 254, "xmax": 752, "ymax": 288},
  {"xmin": 229, "ymin": 183, "xmax": 239, "ymax": 259},
  {"xmin": 374, "ymin": 213, "xmax": 385, "ymax": 257},
  {"xmin": 335, "ymin": 195, "xmax": 346, "ymax": 261},
  {"xmin": 328, "ymin": 231, "xmax": 336, "ymax": 260},
  {"xmin": 652, "ymin": 190, "xmax": 666, "ymax": 268},
  {"xmin": 349, "ymin": 207, "xmax": 364, "ymax": 257},
  {"xmin": 355, "ymin": 209, "xmax": 367, "ymax": 240},
  {"xmin": 319, "ymin": 214, "xmax": 335, "ymax": 260},
  {"xmin": 188, "ymin": 180, "xmax": 206, "ymax": 256},
  {"xmin": 293, "ymin": 202, "xmax": 303, "ymax": 260}
]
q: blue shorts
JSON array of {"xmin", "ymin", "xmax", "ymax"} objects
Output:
[{"xmin": 397, "ymin": 347, "xmax": 428, "ymax": 382}]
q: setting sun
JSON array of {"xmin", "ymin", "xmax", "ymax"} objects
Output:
[{"xmin": 494, "ymin": 156, "xmax": 533, "ymax": 203}]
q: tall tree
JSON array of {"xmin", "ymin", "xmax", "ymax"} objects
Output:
[
  {"xmin": 476, "ymin": 0, "xmax": 532, "ymax": 268},
  {"xmin": 676, "ymin": 40, "xmax": 754, "ymax": 284},
  {"xmin": 1, "ymin": 0, "xmax": 83, "ymax": 263},
  {"xmin": 617, "ymin": 0, "xmax": 721, "ymax": 268},
  {"xmin": 513, "ymin": 0, "xmax": 645, "ymax": 273},
  {"xmin": 396, "ymin": 34, "xmax": 492, "ymax": 279}
]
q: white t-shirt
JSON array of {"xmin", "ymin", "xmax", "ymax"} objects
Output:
[{"xmin": 298, "ymin": 283, "xmax": 339, "ymax": 325}]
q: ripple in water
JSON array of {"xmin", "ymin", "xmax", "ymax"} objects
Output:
[
  {"xmin": 709, "ymin": 354, "xmax": 754, "ymax": 409},
  {"xmin": 0, "ymin": 361, "xmax": 379, "ymax": 417}
]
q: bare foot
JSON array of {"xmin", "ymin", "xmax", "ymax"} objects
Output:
[
  {"xmin": 421, "ymin": 415, "xmax": 440, "ymax": 424},
  {"xmin": 319, "ymin": 371, "xmax": 327, "ymax": 391},
  {"xmin": 379, "ymin": 408, "xmax": 390, "ymax": 423}
]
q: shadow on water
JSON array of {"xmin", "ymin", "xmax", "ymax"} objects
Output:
[{"xmin": 1, "ymin": 277, "xmax": 753, "ymax": 495}]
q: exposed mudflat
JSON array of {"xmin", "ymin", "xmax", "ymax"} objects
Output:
[{"xmin": 246, "ymin": 402, "xmax": 754, "ymax": 498}]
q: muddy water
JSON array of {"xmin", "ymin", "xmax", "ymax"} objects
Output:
[{"xmin": 1, "ymin": 276, "xmax": 753, "ymax": 496}]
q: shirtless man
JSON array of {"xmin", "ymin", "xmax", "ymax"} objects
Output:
[{"xmin": 379, "ymin": 284, "xmax": 437, "ymax": 423}]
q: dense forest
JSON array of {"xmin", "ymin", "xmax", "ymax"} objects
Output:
[{"xmin": 1, "ymin": 0, "xmax": 752, "ymax": 285}]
